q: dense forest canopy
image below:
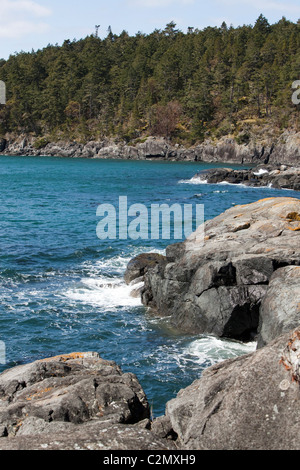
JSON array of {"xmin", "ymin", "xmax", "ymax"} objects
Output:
[{"xmin": 0, "ymin": 15, "xmax": 299, "ymax": 145}]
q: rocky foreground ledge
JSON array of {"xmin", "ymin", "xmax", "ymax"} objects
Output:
[
  {"xmin": 0, "ymin": 330, "xmax": 300, "ymax": 450},
  {"xmin": 0, "ymin": 352, "xmax": 176, "ymax": 450}
]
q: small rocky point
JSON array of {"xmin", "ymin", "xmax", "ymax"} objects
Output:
[
  {"xmin": 140, "ymin": 197, "xmax": 300, "ymax": 342},
  {"xmin": 192, "ymin": 164, "xmax": 300, "ymax": 191}
]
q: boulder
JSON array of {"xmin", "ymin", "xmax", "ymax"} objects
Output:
[
  {"xmin": 140, "ymin": 197, "xmax": 300, "ymax": 341},
  {"xmin": 124, "ymin": 252, "xmax": 167, "ymax": 285},
  {"xmin": 257, "ymin": 266, "xmax": 300, "ymax": 348},
  {"xmin": 0, "ymin": 352, "xmax": 175, "ymax": 450},
  {"xmin": 164, "ymin": 327, "xmax": 300, "ymax": 450}
]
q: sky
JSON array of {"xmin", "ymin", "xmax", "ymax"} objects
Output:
[{"xmin": 1, "ymin": 0, "xmax": 300, "ymax": 59}]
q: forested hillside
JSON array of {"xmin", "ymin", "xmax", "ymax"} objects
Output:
[{"xmin": 0, "ymin": 15, "xmax": 299, "ymax": 146}]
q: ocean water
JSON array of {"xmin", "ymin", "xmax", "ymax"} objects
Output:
[{"xmin": 0, "ymin": 155, "xmax": 299, "ymax": 417}]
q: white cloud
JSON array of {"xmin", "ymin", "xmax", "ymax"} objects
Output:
[
  {"xmin": 0, "ymin": 0, "xmax": 51, "ymax": 39},
  {"xmin": 0, "ymin": 20, "xmax": 49, "ymax": 39},
  {"xmin": 0, "ymin": 0, "xmax": 51, "ymax": 16}
]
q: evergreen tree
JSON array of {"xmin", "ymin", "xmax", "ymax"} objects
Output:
[{"xmin": 0, "ymin": 17, "xmax": 298, "ymax": 142}]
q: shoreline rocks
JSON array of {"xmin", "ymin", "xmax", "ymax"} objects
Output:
[
  {"xmin": 0, "ymin": 131, "xmax": 300, "ymax": 167},
  {"xmin": 124, "ymin": 253, "xmax": 167, "ymax": 286},
  {"xmin": 1, "ymin": 329, "xmax": 300, "ymax": 450},
  {"xmin": 164, "ymin": 327, "xmax": 300, "ymax": 450},
  {"xmin": 1, "ymin": 196, "xmax": 300, "ymax": 449},
  {"xmin": 0, "ymin": 352, "xmax": 175, "ymax": 450},
  {"xmin": 257, "ymin": 266, "xmax": 300, "ymax": 349},
  {"xmin": 139, "ymin": 197, "xmax": 300, "ymax": 342},
  {"xmin": 192, "ymin": 164, "xmax": 300, "ymax": 191}
]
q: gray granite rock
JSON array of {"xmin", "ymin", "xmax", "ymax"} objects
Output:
[
  {"xmin": 0, "ymin": 352, "xmax": 175, "ymax": 450},
  {"xmin": 165, "ymin": 327, "xmax": 300, "ymax": 450},
  {"xmin": 257, "ymin": 266, "xmax": 300, "ymax": 348},
  {"xmin": 140, "ymin": 197, "xmax": 300, "ymax": 341}
]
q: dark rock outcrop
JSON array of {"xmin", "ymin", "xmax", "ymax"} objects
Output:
[
  {"xmin": 0, "ymin": 352, "xmax": 175, "ymax": 450},
  {"xmin": 124, "ymin": 253, "xmax": 167, "ymax": 286},
  {"xmin": 192, "ymin": 165, "xmax": 300, "ymax": 191},
  {"xmin": 0, "ymin": 138, "xmax": 6, "ymax": 152},
  {"xmin": 164, "ymin": 327, "xmax": 300, "ymax": 450},
  {"xmin": 257, "ymin": 266, "xmax": 300, "ymax": 349},
  {"xmin": 140, "ymin": 197, "xmax": 300, "ymax": 341}
]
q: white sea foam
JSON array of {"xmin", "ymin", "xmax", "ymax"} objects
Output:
[
  {"xmin": 183, "ymin": 336, "xmax": 257, "ymax": 366},
  {"xmin": 62, "ymin": 247, "xmax": 165, "ymax": 310},
  {"xmin": 179, "ymin": 176, "xmax": 275, "ymax": 191},
  {"xmin": 218, "ymin": 181, "xmax": 249, "ymax": 188},
  {"xmin": 253, "ymin": 168, "xmax": 269, "ymax": 176},
  {"xmin": 64, "ymin": 276, "xmax": 142, "ymax": 309},
  {"xmin": 178, "ymin": 176, "xmax": 208, "ymax": 185}
]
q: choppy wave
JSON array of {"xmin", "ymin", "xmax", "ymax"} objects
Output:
[
  {"xmin": 253, "ymin": 169, "xmax": 269, "ymax": 176},
  {"xmin": 64, "ymin": 276, "xmax": 142, "ymax": 309},
  {"xmin": 183, "ymin": 336, "xmax": 257, "ymax": 366},
  {"xmin": 178, "ymin": 176, "xmax": 208, "ymax": 184},
  {"xmin": 62, "ymin": 247, "xmax": 164, "ymax": 310}
]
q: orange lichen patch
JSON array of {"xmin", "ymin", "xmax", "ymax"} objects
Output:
[
  {"xmin": 98, "ymin": 405, "xmax": 104, "ymax": 417},
  {"xmin": 274, "ymin": 200, "xmax": 299, "ymax": 207},
  {"xmin": 279, "ymin": 358, "xmax": 292, "ymax": 372},
  {"xmin": 235, "ymin": 198, "xmax": 275, "ymax": 208},
  {"xmin": 204, "ymin": 236, "xmax": 210, "ymax": 241},
  {"xmin": 233, "ymin": 214, "xmax": 244, "ymax": 218},
  {"xmin": 286, "ymin": 212, "xmax": 300, "ymax": 221},
  {"xmin": 38, "ymin": 352, "xmax": 87, "ymax": 363},
  {"xmin": 26, "ymin": 387, "xmax": 53, "ymax": 401},
  {"xmin": 286, "ymin": 225, "xmax": 300, "ymax": 231},
  {"xmin": 256, "ymin": 197, "xmax": 278, "ymax": 203}
]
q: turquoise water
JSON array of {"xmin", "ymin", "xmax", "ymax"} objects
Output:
[{"xmin": 0, "ymin": 155, "xmax": 299, "ymax": 416}]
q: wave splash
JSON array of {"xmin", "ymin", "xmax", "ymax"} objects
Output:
[{"xmin": 62, "ymin": 248, "xmax": 164, "ymax": 310}]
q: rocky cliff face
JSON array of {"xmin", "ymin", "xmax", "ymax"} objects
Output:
[
  {"xmin": 257, "ymin": 266, "xmax": 300, "ymax": 348},
  {"xmin": 139, "ymin": 197, "xmax": 300, "ymax": 342},
  {"xmin": 1, "ymin": 131, "xmax": 300, "ymax": 165}
]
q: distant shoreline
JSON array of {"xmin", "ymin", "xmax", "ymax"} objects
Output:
[{"xmin": 1, "ymin": 131, "xmax": 300, "ymax": 167}]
